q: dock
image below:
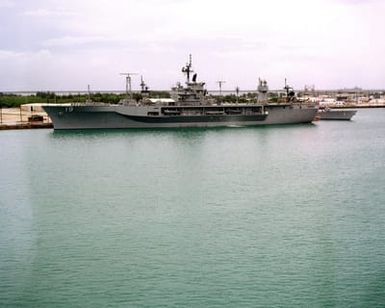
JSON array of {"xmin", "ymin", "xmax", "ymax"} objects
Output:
[{"xmin": 0, "ymin": 107, "xmax": 53, "ymax": 130}]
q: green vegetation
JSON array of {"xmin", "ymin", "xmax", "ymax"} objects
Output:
[
  {"xmin": 0, "ymin": 91, "xmax": 283, "ymax": 107},
  {"xmin": 212, "ymin": 92, "xmax": 259, "ymax": 104},
  {"xmin": 212, "ymin": 95, "xmax": 248, "ymax": 104},
  {"xmin": 268, "ymin": 95, "xmax": 279, "ymax": 103},
  {"xmin": 0, "ymin": 91, "xmax": 171, "ymax": 108}
]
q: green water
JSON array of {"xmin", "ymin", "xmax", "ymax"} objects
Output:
[{"xmin": 1, "ymin": 109, "xmax": 385, "ymax": 307}]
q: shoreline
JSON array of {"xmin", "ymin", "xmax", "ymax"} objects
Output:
[
  {"xmin": 329, "ymin": 104, "xmax": 385, "ymax": 109},
  {"xmin": 0, "ymin": 122, "xmax": 53, "ymax": 130}
]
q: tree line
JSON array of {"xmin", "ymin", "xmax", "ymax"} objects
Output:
[
  {"xmin": 0, "ymin": 91, "xmax": 171, "ymax": 108},
  {"xmin": 0, "ymin": 91, "xmax": 279, "ymax": 108}
]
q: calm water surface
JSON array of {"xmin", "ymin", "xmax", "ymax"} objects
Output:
[{"xmin": 1, "ymin": 109, "xmax": 385, "ymax": 307}]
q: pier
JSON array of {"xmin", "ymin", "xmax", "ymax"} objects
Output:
[{"xmin": 0, "ymin": 107, "xmax": 53, "ymax": 130}]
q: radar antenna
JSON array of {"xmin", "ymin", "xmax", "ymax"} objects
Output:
[
  {"xmin": 283, "ymin": 78, "xmax": 295, "ymax": 102},
  {"xmin": 140, "ymin": 75, "xmax": 149, "ymax": 92},
  {"xmin": 181, "ymin": 54, "xmax": 194, "ymax": 83},
  {"xmin": 120, "ymin": 72, "xmax": 138, "ymax": 99}
]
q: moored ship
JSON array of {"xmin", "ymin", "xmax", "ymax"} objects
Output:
[
  {"xmin": 316, "ymin": 107, "xmax": 357, "ymax": 120},
  {"xmin": 43, "ymin": 56, "xmax": 318, "ymax": 130}
]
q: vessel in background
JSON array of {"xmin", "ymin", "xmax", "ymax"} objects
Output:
[{"xmin": 316, "ymin": 107, "xmax": 357, "ymax": 120}]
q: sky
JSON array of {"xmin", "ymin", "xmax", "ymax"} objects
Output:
[{"xmin": 0, "ymin": 0, "xmax": 384, "ymax": 91}]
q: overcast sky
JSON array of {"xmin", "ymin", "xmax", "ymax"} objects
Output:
[{"xmin": 1, "ymin": 0, "xmax": 384, "ymax": 91}]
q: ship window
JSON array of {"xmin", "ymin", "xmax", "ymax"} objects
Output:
[{"xmin": 147, "ymin": 112, "xmax": 159, "ymax": 116}]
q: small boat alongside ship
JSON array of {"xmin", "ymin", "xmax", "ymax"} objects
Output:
[
  {"xmin": 43, "ymin": 56, "xmax": 318, "ymax": 130},
  {"xmin": 316, "ymin": 107, "xmax": 357, "ymax": 120}
]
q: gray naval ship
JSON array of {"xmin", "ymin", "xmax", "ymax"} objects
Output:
[
  {"xmin": 316, "ymin": 107, "xmax": 357, "ymax": 120},
  {"xmin": 43, "ymin": 56, "xmax": 318, "ymax": 130}
]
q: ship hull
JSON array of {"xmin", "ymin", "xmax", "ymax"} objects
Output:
[
  {"xmin": 316, "ymin": 109, "xmax": 357, "ymax": 120},
  {"xmin": 43, "ymin": 104, "xmax": 318, "ymax": 130}
]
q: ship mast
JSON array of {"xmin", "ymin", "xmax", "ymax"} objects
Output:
[
  {"xmin": 217, "ymin": 80, "xmax": 226, "ymax": 96},
  {"xmin": 120, "ymin": 72, "xmax": 137, "ymax": 99},
  {"xmin": 140, "ymin": 75, "xmax": 146, "ymax": 91},
  {"xmin": 182, "ymin": 54, "xmax": 194, "ymax": 83},
  {"xmin": 284, "ymin": 78, "xmax": 289, "ymax": 98},
  {"xmin": 87, "ymin": 84, "xmax": 91, "ymax": 101},
  {"xmin": 140, "ymin": 75, "xmax": 150, "ymax": 96},
  {"xmin": 283, "ymin": 78, "xmax": 295, "ymax": 102}
]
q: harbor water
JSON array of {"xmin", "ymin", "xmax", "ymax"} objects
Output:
[{"xmin": 1, "ymin": 109, "xmax": 385, "ymax": 307}]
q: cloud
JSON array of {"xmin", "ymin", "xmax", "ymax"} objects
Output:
[
  {"xmin": 42, "ymin": 35, "xmax": 111, "ymax": 47},
  {"xmin": 0, "ymin": 49, "xmax": 21, "ymax": 59},
  {"xmin": 0, "ymin": 49, "xmax": 57, "ymax": 90},
  {"xmin": 0, "ymin": 49, "xmax": 53, "ymax": 62},
  {"xmin": 332, "ymin": 0, "xmax": 381, "ymax": 4},
  {"xmin": 0, "ymin": 0, "xmax": 14, "ymax": 8},
  {"xmin": 1, "ymin": 0, "xmax": 385, "ymax": 90},
  {"xmin": 22, "ymin": 8, "xmax": 77, "ymax": 17}
]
